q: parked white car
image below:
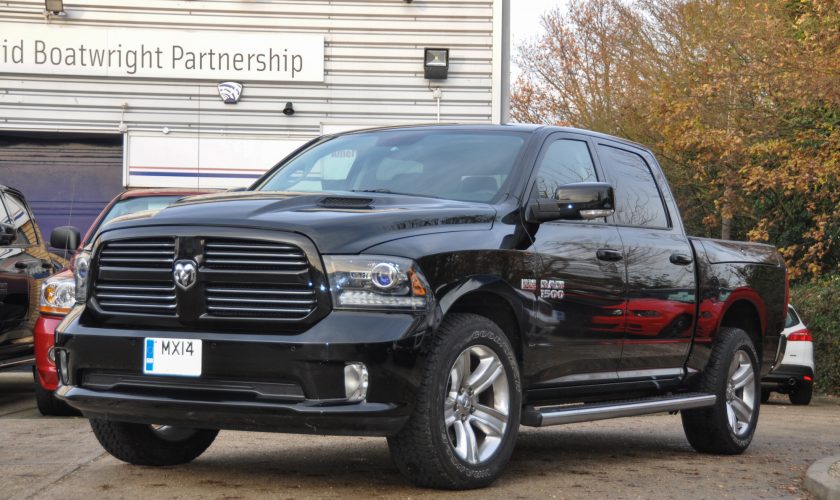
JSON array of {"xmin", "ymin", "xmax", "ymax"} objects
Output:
[{"xmin": 762, "ymin": 305, "xmax": 815, "ymax": 405}]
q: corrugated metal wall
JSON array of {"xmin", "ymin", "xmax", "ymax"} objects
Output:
[{"xmin": 0, "ymin": 0, "xmax": 503, "ymax": 140}]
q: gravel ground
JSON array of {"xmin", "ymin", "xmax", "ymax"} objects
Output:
[{"xmin": 2, "ymin": 371, "xmax": 838, "ymax": 500}]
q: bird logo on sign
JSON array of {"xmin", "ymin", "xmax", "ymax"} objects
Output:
[{"xmin": 217, "ymin": 82, "xmax": 243, "ymax": 104}]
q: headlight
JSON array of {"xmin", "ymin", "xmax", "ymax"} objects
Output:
[
  {"xmin": 40, "ymin": 274, "xmax": 76, "ymax": 316},
  {"xmin": 74, "ymin": 250, "xmax": 91, "ymax": 303},
  {"xmin": 323, "ymin": 255, "xmax": 431, "ymax": 311}
]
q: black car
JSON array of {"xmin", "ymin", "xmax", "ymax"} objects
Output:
[
  {"xmin": 0, "ymin": 185, "xmax": 60, "ymax": 370},
  {"xmin": 54, "ymin": 125, "xmax": 787, "ymax": 489}
]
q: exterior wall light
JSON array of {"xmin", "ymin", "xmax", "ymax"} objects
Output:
[
  {"xmin": 424, "ymin": 48, "xmax": 449, "ymax": 80},
  {"xmin": 45, "ymin": 0, "xmax": 64, "ymax": 15},
  {"xmin": 283, "ymin": 102, "xmax": 295, "ymax": 116}
]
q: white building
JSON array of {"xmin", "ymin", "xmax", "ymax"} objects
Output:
[{"xmin": 0, "ymin": 0, "xmax": 510, "ymax": 236}]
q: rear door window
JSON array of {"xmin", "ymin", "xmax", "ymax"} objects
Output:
[{"xmin": 597, "ymin": 145, "xmax": 669, "ymax": 229}]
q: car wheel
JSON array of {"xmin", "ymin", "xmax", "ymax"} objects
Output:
[
  {"xmin": 89, "ymin": 419, "xmax": 218, "ymax": 466},
  {"xmin": 388, "ymin": 313, "xmax": 522, "ymax": 490},
  {"xmin": 789, "ymin": 381, "xmax": 813, "ymax": 405},
  {"xmin": 681, "ymin": 327, "xmax": 760, "ymax": 454},
  {"xmin": 760, "ymin": 389, "xmax": 771, "ymax": 404},
  {"xmin": 33, "ymin": 367, "xmax": 80, "ymax": 417}
]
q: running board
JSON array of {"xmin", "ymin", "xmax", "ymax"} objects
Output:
[{"xmin": 522, "ymin": 393, "xmax": 716, "ymax": 427}]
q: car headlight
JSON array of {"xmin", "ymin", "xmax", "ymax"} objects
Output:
[
  {"xmin": 40, "ymin": 274, "xmax": 76, "ymax": 316},
  {"xmin": 74, "ymin": 250, "xmax": 91, "ymax": 303},
  {"xmin": 323, "ymin": 255, "xmax": 431, "ymax": 311}
]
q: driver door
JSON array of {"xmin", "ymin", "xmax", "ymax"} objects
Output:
[{"xmin": 525, "ymin": 133, "xmax": 627, "ymax": 390}]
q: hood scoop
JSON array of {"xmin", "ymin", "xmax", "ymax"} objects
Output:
[{"xmin": 319, "ymin": 196, "xmax": 374, "ymax": 209}]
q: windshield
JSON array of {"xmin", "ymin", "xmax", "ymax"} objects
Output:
[
  {"xmin": 256, "ymin": 129, "xmax": 529, "ymax": 203},
  {"xmin": 85, "ymin": 195, "xmax": 184, "ymax": 245}
]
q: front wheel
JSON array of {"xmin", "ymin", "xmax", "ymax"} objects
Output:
[
  {"xmin": 388, "ymin": 313, "xmax": 522, "ymax": 490},
  {"xmin": 90, "ymin": 419, "xmax": 218, "ymax": 466},
  {"xmin": 682, "ymin": 327, "xmax": 760, "ymax": 454}
]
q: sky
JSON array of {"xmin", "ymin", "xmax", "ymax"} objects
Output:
[{"xmin": 509, "ymin": 0, "xmax": 570, "ymax": 77}]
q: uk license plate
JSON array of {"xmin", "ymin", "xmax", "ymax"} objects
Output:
[{"xmin": 143, "ymin": 338, "xmax": 202, "ymax": 377}]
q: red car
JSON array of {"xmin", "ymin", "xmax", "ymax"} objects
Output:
[{"xmin": 34, "ymin": 189, "xmax": 212, "ymax": 415}]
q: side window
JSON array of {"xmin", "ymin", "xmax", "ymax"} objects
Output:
[
  {"xmin": 0, "ymin": 194, "xmax": 10, "ymax": 247},
  {"xmin": 533, "ymin": 139, "xmax": 598, "ymax": 199},
  {"xmin": 784, "ymin": 308, "xmax": 800, "ymax": 328},
  {"xmin": 597, "ymin": 145, "xmax": 669, "ymax": 228},
  {"xmin": 2, "ymin": 192, "xmax": 34, "ymax": 246}
]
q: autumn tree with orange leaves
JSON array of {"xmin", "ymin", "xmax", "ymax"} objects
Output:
[{"xmin": 513, "ymin": 0, "xmax": 839, "ymax": 280}]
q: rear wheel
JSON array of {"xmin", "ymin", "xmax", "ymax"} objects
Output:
[
  {"xmin": 388, "ymin": 313, "xmax": 521, "ymax": 490},
  {"xmin": 682, "ymin": 328, "xmax": 760, "ymax": 454},
  {"xmin": 789, "ymin": 382, "xmax": 813, "ymax": 405},
  {"xmin": 90, "ymin": 419, "xmax": 218, "ymax": 466}
]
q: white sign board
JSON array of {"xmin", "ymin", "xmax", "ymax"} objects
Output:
[
  {"xmin": 126, "ymin": 134, "xmax": 305, "ymax": 189},
  {"xmin": 0, "ymin": 23, "xmax": 324, "ymax": 82}
]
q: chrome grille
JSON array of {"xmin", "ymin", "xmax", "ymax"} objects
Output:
[
  {"xmin": 205, "ymin": 284, "xmax": 317, "ymax": 319},
  {"xmin": 99, "ymin": 239, "xmax": 175, "ymax": 269},
  {"xmin": 94, "ymin": 238, "xmax": 177, "ymax": 316},
  {"xmin": 90, "ymin": 233, "xmax": 326, "ymax": 328},
  {"xmin": 204, "ymin": 239, "xmax": 308, "ymax": 271},
  {"xmin": 94, "ymin": 281, "xmax": 177, "ymax": 316}
]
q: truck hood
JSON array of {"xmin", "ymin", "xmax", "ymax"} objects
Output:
[{"xmin": 98, "ymin": 191, "xmax": 496, "ymax": 254}]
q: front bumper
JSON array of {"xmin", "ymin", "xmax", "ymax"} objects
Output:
[
  {"xmin": 55, "ymin": 307, "xmax": 430, "ymax": 436},
  {"xmin": 34, "ymin": 315, "xmax": 62, "ymax": 391}
]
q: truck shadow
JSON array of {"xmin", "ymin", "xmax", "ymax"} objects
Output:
[{"xmin": 86, "ymin": 422, "xmax": 699, "ymax": 496}]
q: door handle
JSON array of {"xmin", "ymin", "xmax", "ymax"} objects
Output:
[
  {"xmin": 669, "ymin": 252, "xmax": 693, "ymax": 265},
  {"xmin": 14, "ymin": 261, "xmax": 28, "ymax": 270},
  {"xmin": 596, "ymin": 249, "xmax": 623, "ymax": 262}
]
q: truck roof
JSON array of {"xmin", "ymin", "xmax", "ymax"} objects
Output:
[{"xmin": 329, "ymin": 123, "xmax": 652, "ymax": 154}]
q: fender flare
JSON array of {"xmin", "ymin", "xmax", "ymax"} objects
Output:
[{"xmin": 434, "ymin": 275, "xmax": 534, "ymax": 343}]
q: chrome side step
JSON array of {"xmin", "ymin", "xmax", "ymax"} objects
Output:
[{"xmin": 522, "ymin": 393, "xmax": 716, "ymax": 427}]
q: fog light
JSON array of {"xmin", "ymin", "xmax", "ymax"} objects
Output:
[
  {"xmin": 344, "ymin": 363, "xmax": 368, "ymax": 402},
  {"xmin": 58, "ymin": 350, "xmax": 69, "ymax": 385}
]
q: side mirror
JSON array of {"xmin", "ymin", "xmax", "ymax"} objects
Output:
[
  {"xmin": 0, "ymin": 223, "xmax": 16, "ymax": 245},
  {"xmin": 50, "ymin": 226, "xmax": 81, "ymax": 253},
  {"xmin": 527, "ymin": 182, "xmax": 615, "ymax": 223}
]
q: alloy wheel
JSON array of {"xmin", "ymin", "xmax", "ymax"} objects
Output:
[
  {"xmin": 725, "ymin": 350, "xmax": 756, "ymax": 437},
  {"xmin": 444, "ymin": 345, "xmax": 510, "ymax": 465}
]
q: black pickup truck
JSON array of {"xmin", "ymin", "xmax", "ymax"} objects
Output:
[{"xmin": 54, "ymin": 125, "xmax": 787, "ymax": 489}]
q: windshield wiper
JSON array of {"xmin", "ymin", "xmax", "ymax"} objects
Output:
[{"xmin": 351, "ymin": 189, "xmax": 394, "ymax": 194}]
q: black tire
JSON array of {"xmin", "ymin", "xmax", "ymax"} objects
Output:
[
  {"xmin": 33, "ymin": 368, "xmax": 81, "ymax": 417},
  {"xmin": 388, "ymin": 313, "xmax": 522, "ymax": 490},
  {"xmin": 681, "ymin": 327, "xmax": 760, "ymax": 455},
  {"xmin": 760, "ymin": 389, "xmax": 771, "ymax": 404},
  {"xmin": 789, "ymin": 382, "xmax": 813, "ymax": 405},
  {"xmin": 90, "ymin": 418, "xmax": 218, "ymax": 466}
]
